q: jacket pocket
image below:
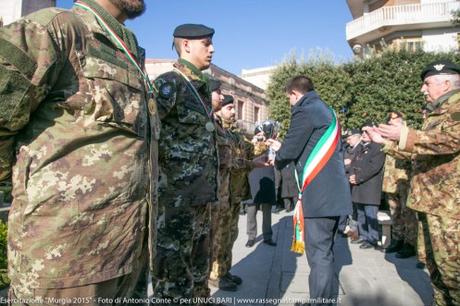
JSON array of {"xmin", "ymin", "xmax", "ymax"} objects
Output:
[{"xmin": 81, "ymin": 54, "xmax": 148, "ymax": 138}]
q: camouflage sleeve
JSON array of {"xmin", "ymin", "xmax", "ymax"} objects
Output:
[
  {"xmin": 382, "ymin": 140, "xmax": 412, "ymax": 160},
  {"xmin": 0, "ymin": 15, "xmax": 62, "ymax": 181},
  {"xmin": 232, "ymin": 134, "xmax": 255, "ymax": 170},
  {"xmin": 399, "ymin": 122, "xmax": 460, "ymax": 155},
  {"xmin": 154, "ymin": 73, "xmax": 179, "ymax": 119}
]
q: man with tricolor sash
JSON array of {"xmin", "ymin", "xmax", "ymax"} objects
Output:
[
  {"xmin": 0, "ymin": 0, "xmax": 157, "ymax": 303},
  {"xmin": 268, "ymin": 75, "xmax": 352, "ymax": 306}
]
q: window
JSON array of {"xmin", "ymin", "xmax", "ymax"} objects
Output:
[
  {"xmin": 237, "ymin": 100, "xmax": 244, "ymax": 120},
  {"xmin": 254, "ymin": 106, "xmax": 260, "ymax": 123},
  {"xmin": 397, "ymin": 37, "xmax": 424, "ymax": 52}
]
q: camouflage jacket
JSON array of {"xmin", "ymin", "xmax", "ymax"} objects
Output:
[
  {"xmin": 155, "ymin": 60, "xmax": 218, "ymax": 206},
  {"xmin": 0, "ymin": 1, "xmax": 159, "ymax": 293},
  {"xmin": 384, "ymin": 89, "xmax": 460, "ymax": 219},
  {"xmin": 227, "ymin": 124, "xmax": 254, "ymax": 204},
  {"xmin": 221, "ymin": 121, "xmax": 254, "ymax": 205},
  {"xmin": 382, "ymin": 122, "xmax": 411, "ymax": 194},
  {"xmin": 381, "ymin": 154, "xmax": 410, "ymax": 194}
]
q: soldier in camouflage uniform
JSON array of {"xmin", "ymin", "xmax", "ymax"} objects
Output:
[
  {"xmin": 0, "ymin": 0, "xmax": 159, "ymax": 304},
  {"xmin": 382, "ymin": 112, "xmax": 418, "ymax": 258},
  {"xmin": 152, "ymin": 24, "xmax": 219, "ymax": 303},
  {"xmin": 366, "ymin": 60, "xmax": 460, "ymax": 306},
  {"xmin": 209, "ymin": 94, "xmax": 262, "ymax": 292}
]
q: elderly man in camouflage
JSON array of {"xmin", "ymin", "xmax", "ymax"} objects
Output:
[
  {"xmin": 0, "ymin": 0, "xmax": 159, "ymax": 304},
  {"xmin": 365, "ymin": 60, "xmax": 460, "ymax": 306},
  {"xmin": 152, "ymin": 24, "xmax": 219, "ymax": 303}
]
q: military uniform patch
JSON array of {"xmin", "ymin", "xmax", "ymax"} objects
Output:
[{"xmin": 159, "ymin": 82, "xmax": 175, "ymax": 99}]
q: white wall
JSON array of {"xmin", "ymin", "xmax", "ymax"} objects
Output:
[
  {"xmin": 0, "ymin": 0, "xmax": 23, "ymax": 25},
  {"xmin": 423, "ymin": 28, "xmax": 459, "ymax": 52},
  {"xmin": 0, "ymin": 0, "xmax": 55, "ymax": 25}
]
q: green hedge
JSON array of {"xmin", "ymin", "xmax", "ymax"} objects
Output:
[
  {"xmin": 267, "ymin": 49, "xmax": 459, "ymax": 134},
  {"xmin": 0, "ymin": 220, "xmax": 8, "ymax": 289}
]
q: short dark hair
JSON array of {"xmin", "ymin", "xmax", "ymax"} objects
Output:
[{"xmin": 285, "ymin": 75, "xmax": 314, "ymax": 94}]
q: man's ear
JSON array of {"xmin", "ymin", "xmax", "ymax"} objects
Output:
[{"xmin": 183, "ymin": 39, "xmax": 191, "ymax": 53}]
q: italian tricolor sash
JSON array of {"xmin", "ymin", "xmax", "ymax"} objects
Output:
[
  {"xmin": 74, "ymin": 1, "xmax": 156, "ymax": 94},
  {"xmin": 291, "ymin": 108, "xmax": 341, "ymax": 254}
]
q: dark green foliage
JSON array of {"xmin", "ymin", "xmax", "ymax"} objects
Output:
[
  {"xmin": 267, "ymin": 50, "xmax": 460, "ymax": 135},
  {"xmin": 0, "ymin": 221, "xmax": 8, "ymax": 289}
]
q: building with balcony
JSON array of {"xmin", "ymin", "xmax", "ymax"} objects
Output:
[
  {"xmin": 0, "ymin": 0, "xmax": 55, "ymax": 26},
  {"xmin": 346, "ymin": 0, "xmax": 460, "ymax": 57},
  {"xmin": 145, "ymin": 59, "xmax": 269, "ymax": 135}
]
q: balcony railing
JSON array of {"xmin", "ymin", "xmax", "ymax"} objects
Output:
[{"xmin": 346, "ymin": 0, "xmax": 460, "ymax": 40}]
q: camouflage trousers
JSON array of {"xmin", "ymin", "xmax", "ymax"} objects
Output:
[
  {"xmin": 417, "ymin": 213, "xmax": 460, "ymax": 306},
  {"xmin": 9, "ymin": 244, "xmax": 149, "ymax": 306},
  {"xmin": 386, "ymin": 190, "xmax": 417, "ymax": 246},
  {"xmin": 210, "ymin": 199, "xmax": 241, "ymax": 280},
  {"xmin": 152, "ymin": 203, "xmax": 211, "ymax": 305}
]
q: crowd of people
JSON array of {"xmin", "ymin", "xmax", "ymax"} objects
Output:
[{"xmin": 0, "ymin": 0, "xmax": 458, "ymax": 306}]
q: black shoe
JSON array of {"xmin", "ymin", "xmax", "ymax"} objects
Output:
[
  {"xmin": 208, "ymin": 277, "xmax": 237, "ymax": 292},
  {"xmin": 263, "ymin": 239, "xmax": 277, "ymax": 246},
  {"xmin": 395, "ymin": 244, "xmax": 416, "ymax": 258},
  {"xmin": 246, "ymin": 239, "xmax": 255, "ymax": 247},
  {"xmin": 359, "ymin": 241, "xmax": 374, "ymax": 249},
  {"xmin": 385, "ymin": 239, "xmax": 404, "ymax": 253},
  {"xmin": 416, "ymin": 261, "xmax": 425, "ymax": 269},
  {"xmin": 350, "ymin": 238, "xmax": 365, "ymax": 244},
  {"xmin": 225, "ymin": 272, "xmax": 242, "ymax": 285}
]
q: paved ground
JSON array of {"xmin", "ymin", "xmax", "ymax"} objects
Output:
[{"xmin": 209, "ymin": 210, "xmax": 433, "ymax": 306}]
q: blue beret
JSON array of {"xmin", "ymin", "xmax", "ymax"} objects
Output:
[
  {"xmin": 173, "ymin": 24, "xmax": 215, "ymax": 39},
  {"xmin": 421, "ymin": 59, "xmax": 460, "ymax": 80}
]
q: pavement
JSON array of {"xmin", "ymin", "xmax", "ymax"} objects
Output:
[{"xmin": 208, "ymin": 209, "xmax": 433, "ymax": 306}]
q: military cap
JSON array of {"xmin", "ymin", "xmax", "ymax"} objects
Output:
[
  {"xmin": 346, "ymin": 128, "xmax": 361, "ymax": 137},
  {"xmin": 420, "ymin": 59, "xmax": 460, "ymax": 80},
  {"xmin": 173, "ymin": 24, "xmax": 215, "ymax": 39},
  {"xmin": 222, "ymin": 95, "xmax": 234, "ymax": 107},
  {"xmin": 209, "ymin": 78, "xmax": 221, "ymax": 92}
]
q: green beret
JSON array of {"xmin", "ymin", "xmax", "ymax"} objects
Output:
[
  {"xmin": 420, "ymin": 60, "xmax": 460, "ymax": 80},
  {"xmin": 209, "ymin": 79, "xmax": 221, "ymax": 92},
  {"xmin": 222, "ymin": 95, "xmax": 234, "ymax": 107},
  {"xmin": 173, "ymin": 24, "xmax": 215, "ymax": 39}
]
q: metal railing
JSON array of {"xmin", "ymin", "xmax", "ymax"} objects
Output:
[{"xmin": 346, "ymin": 0, "xmax": 460, "ymax": 40}]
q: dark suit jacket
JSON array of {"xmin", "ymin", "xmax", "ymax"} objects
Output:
[
  {"xmin": 350, "ymin": 142, "xmax": 385, "ymax": 205},
  {"xmin": 248, "ymin": 166, "xmax": 276, "ymax": 205},
  {"xmin": 275, "ymin": 91, "xmax": 352, "ymax": 218}
]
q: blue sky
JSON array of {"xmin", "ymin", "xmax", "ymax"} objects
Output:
[{"xmin": 56, "ymin": 1, "xmax": 354, "ymax": 75}]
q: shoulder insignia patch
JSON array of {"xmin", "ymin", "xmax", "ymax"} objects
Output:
[{"xmin": 159, "ymin": 82, "xmax": 175, "ymax": 99}]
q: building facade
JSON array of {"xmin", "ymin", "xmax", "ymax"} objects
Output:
[
  {"xmin": 346, "ymin": 0, "xmax": 460, "ymax": 57},
  {"xmin": 0, "ymin": 0, "xmax": 55, "ymax": 26},
  {"xmin": 240, "ymin": 66, "xmax": 277, "ymax": 91},
  {"xmin": 145, "ymin": 59, "xmax": 269, "ymax": 135}
]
